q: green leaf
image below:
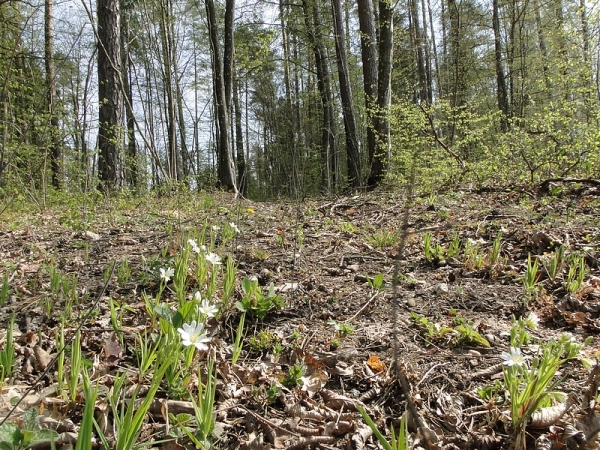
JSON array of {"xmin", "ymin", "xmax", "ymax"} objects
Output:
[
  {"xmin": 0, "ymin": 423, "xmax": 22, "ymax": 448},
  {"xmin": 29, "ymin": 429, "xmax": 59, "ymax": 445},
  {"xmin": 23, "ymin": 408, "xmax": 38, "ymax": 432},
  {"xmin": 153, "ymin": 304, "xmax": 174, "ymax": 323},
  {"xmin": 235, "ymin": 301, "xmax": 248, "ymax": 312}
]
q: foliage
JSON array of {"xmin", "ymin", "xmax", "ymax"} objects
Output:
[
  {"xmin": 235, "ymin": 278, "xmax": 284, "ymax": 318},
  {"xmin": 0, "ymin": 409, "xmax": 58, "ymax": 450}
]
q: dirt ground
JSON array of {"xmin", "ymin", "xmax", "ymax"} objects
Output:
[{"xmin": 1, "ymin": 182, "xmax": 600, "ymax": 449}]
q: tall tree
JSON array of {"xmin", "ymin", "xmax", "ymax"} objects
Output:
[
  {"xmin": 205, "ymin": 0, "xmax": 237, "ymax": 192},
  {"xmin": 97, "ymin": 0, "xmax": 123, "ymax": 190},
  {"xmin": 302, "ymin": 0, "xmax": 338, "ymax": 192},
  {"xmin": 45, "ymin": 0, "xmax": 62, "ymax": 188},
  {"xmin": 331, "ymin": 0, "xmax": 361, "ymax": 187},
  {"xmin": 357, "ymin": 0, "xmax": 378, "ymax": 184},
  {"xmin": 492, "ymin": 0, "xmax": 509, "ymax": 130}
]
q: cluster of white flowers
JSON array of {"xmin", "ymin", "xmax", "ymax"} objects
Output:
[{"xmin": 187, "ymin": 238, "xmax": 206, "ymax": 255}]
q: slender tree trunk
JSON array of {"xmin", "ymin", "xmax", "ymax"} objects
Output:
[
  {"xmin": 331, "ymin": 0, "xmax": 361, "ymax": 187},
  {"xmin": 205, "ymin": 0, "xmax": 237, "ymax": 192},
  {"xmin": 158, "ymin": 0, "xmax": 178, "ymax": 181},
  {"xmin": 357, "ymin": 0, "xmax": 378, "ymax": 185},
  {"xmin": 121, "ymin": 11, "xmax": 138, "ymax": 188},
  {"xmin": 45, "ymin": 0, "xmax": 62, "ymax": 188},
  {"xmin": 97, "ymin": 0, "xmax": 123, "ymax": 190},
  {"xmin": 492, "ymin": 0, "xmax": 509, "ymax": 130},
  {"xmin": 233, "ymin": 70, "xmax": 246, "ymax": 195},
  {"xmin": 373, "ymin": 0, "xmax": 393, "ymax": 184},
  {"xmin": 302, "ymin": 0, "xmax": 337, "ymax": 193}
]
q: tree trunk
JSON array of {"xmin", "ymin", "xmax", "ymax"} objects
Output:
[
  {"xmin": 233, "ymin": 69, "xmax": 247, "ymax": 196},
  {"xmin": 302, "ymin": 0, "xmax": 337, "ymax": 193},
  {"xmin": 331, "ymin": 0, "xmax": 361, "ymax": 187},
  {"xmin": 121, "ymin": 9, "xmax": 138, "ymax": 188},
  {"xmin": 97, "ymin": 0, "xmax": 123, "ymax": 191},
  {"xmin": 492, "ymin": 0, "xmax": 509, "ymax": 130},
  {"xmin": 45, "ymin": 0, "xmax": 62, "ymax": 189},
  {"xmin": 205, "ymin": 0, "xmax": 237, "ymax": 192},
  {"xmin": 373, "ymin": 0, "xmax": 393, "ymax": 185},
  {"xmin": 357, "ymin": 0, "xmax": 378, "ymax": 185}
]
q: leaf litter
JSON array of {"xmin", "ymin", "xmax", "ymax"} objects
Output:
[{"xmin": 0, "ymin": 186, "xmax": 599, "ymax": 449}]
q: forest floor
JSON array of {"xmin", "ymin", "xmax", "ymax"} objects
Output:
[{"xmin": 1, "ymin": 182, "xmax": 600, "ymax": 449}]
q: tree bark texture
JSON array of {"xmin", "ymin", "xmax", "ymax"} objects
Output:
[
  {"xmin": 45, "ymin": 0, "xmax": 62, "ymax": 188},
  {"xmin": 205, "ymin": 0, "xmax": 237, "ymax": 192},
  {"xmin": 331, "ymin": 0, "xmax": 361, "ymax": 187},
  {"xmin": 97, "ymin": 0, "xmax": 123, "ymax": 190}
]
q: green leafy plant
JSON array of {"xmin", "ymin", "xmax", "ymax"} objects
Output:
[
  {"xmin": 235, "ymin": 278, "xmax": 284, "ymax": 318},
  {"xmin": 95, "ymin": 339, "xmax": 175, "ymax": 450},
  {"xmin": 76, "ymin": 369, "xmax": 98, "ymax": 450},
  {"xmin": 366, "ymin": 229, "xmax": 399, "ymax": 249},
  {"xmin": 265, "ymin": 383, "xmax": 282, "ymax": 404},
  {"xmin": 116, "ymin": 259, "xmax": 131, "ymax": 285},
  {"xmin": 446, "ymin": 232, "xmax": 461, "ymax": 258},
  {"xmin": 176, "ymin": 359, "xmax": 217, "ymax": 449},
  {"xmin": 357, "ymin": 407, "xmax": 409, "ymax": 450},
  {"xmin": 283, "ymin": 363, "xmax": 306, "ymax": 388},
  {"xmin": 68, "ymin": 330, "xmax": 83, "ymax": 402},
  {"xmin": 0, "ymin": 313, "xmax": 15, "ymax": 387},
  {"xmin": 231, "ymin": 313, "xmax": 246, "ymax": 364},
  {"xmin": 0, "ymin": 409, "xmax": 58, "ymax": 450},
  {"xmin": 542, "ymin": 245, "xmax": 565, "ymax": 282},
  {"xmin": 366, "ymin": 273, "xmax": 384, "ymax": 290},
  {"xmin": 339, "ymin": 222, "xmax": 357, "ymax": 233},
  {"xmin": 565, "ymin": 253, "xmax": 587, "ymax": 294},
  {"xmin": 250, "ymin": 330, "xmax": 278, "ymax": 352},
  {"xmin": 501, "ymin": 333, "xmax": 588, "ymax": 448},
  {"xmin": 522, "ymin": 254, "xmax": 540, "ymax": 300},
  {"xmin": 0, "ymin": 273, "xmax": 10, "ymax": 306},
  {"xmin": 488, "ymin": 231, "xmax": 502, "ymax": 265}
]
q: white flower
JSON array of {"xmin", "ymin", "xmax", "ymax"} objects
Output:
[
  {"xmin": 177, "ymin": 321, "xmax": 212, "ymax": 351},
  {"xmin": 229, "ymin": 222, "xmax": 240, "ymax": 234},
  {"xmin": 188, "ymin": 239, "xmax": 201, "ymax": 254},
  {"xmin": 193, "ymin": 291, "xmax": 202, "ymax": 302},
  {"xmin": 160, "ymin": 267, "xmax": 174, "ymax": 282},
  {"xmin": 205, "ymin": 252, "xmax": 222, "ymax": 265},
  {"xmin": 524, "ymin": 312, "xmax": 540, "ymax": 330},
  {"xmin": 501, "ymin": 347, "xmax": 526, "ymax": 367},
  {"xmin": 212, "ymin": 225, "xmax": 220, "ymax": 232},
  {"xmin": 198, "ymin": 299, "xmax": 218, "ymax": 318}
]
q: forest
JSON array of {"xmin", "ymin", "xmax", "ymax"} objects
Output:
[
  {"xmin": 1, "ymin": 0, "xmax": 600, "ymax": 449},
  {"xmin": 0, "ymin": 0, "xmax": 598, "ymax": 200}
]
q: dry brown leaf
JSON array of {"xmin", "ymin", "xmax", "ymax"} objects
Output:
[
  {"xmin": 33, "ymin": 346, "xmax": 52, "ymax": 371},
  {"xmin": 366, "ymin": 355, "xmax": 385, "ymax": 373}
]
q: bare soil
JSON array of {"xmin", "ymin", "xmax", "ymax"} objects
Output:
[{"xmin": 1, "ymin": 183, "xmax": 600, "ymax": 449}]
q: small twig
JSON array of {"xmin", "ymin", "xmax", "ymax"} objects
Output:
[
  {"xmin": 416, "ymin": 363, "xmax": 449, "ymax": 387},
  {"xmin": 347, "ymin": 291, "xmax": 379, "ymax": 323}
]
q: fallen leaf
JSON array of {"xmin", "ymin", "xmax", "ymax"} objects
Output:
[{"xmin": 366, "ymin": 355, "xmax": 385, "ymax": 373}]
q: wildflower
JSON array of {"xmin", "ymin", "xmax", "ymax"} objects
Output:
[
  {"xmin": 524, "ymin": 312, "xmax": 540, "ymax": 330},
  {"xmin": 160, "ymin": 267, "xmax": 175, "ymax": 282},
  {"xmin": 188, "ymin": 239, "xmax": 201, "ymax": 254},
  {"xmin": 193, "ymin": 291, "xmax": 202, "ymax": 301},
  {"xmin": 501, "ymin": 347, "xmax": 526, "ymax": 367},
  {"xmin": 229, "ymin": 222, "xmax": 240, "ymax": 234},
  {"xmin": 205, "ymin": 252, "xmax": 222, "ymax": 265},
  {"xmin": 198, "ymin": 299, "xmax": 218, "ymax": 318},
  {"xmin": 212, "ymin": 225, "xmax": 220, "ymax": 232},
  {"xmin": 177, "ymin": 321, "xmax": 212, "ymax": 351}
]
